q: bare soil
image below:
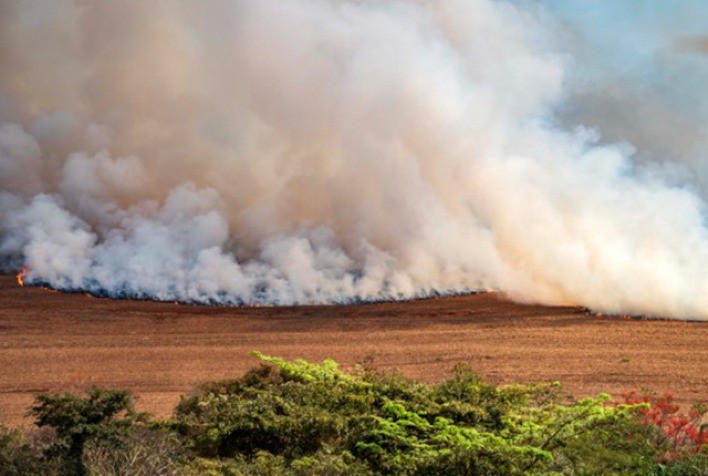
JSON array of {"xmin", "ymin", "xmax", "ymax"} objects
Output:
[{"xmin": 0, "ymin": 275, "xmax": 705, "ymax": 427}]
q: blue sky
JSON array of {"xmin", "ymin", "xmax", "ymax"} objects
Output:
[
  {"xmin": 544, "ymin": 1, "xmax": 708, "ymax": 75},
  {"xmin": 538, "ymin": 1, "xmax": 708, "ymax": 179}
]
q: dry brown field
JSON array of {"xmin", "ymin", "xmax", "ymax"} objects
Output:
[{"xmin": 0, "ymin": 275, "xmax": 705, "ymax": 427}]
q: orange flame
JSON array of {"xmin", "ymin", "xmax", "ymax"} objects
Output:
[{"xmin": 16, "ymin": 268, "xmax": 28, "ymax": 287}]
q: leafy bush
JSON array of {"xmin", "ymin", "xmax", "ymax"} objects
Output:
[
  {"xmin": 620, "ymin": 391, "xmax": 707, "ymax": 460},
  {"xmin": 172, "ymin": 353, "xmax": 705, "ymax": 475},
  {"xmin": 1, "ymin": 354, "xmax": 705, "ymax": 475}
]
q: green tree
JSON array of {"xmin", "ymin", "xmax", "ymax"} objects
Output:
[{"xmin": 29, "ymin": 388, "xmax": 137, "ymax": 475}]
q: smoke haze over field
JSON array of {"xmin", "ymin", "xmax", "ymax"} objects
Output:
[{"xmin": 2, "ymin": 0, "xmax": 708, "ymax": 319}]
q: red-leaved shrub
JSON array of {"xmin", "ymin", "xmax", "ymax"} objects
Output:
[{"xmin": 619, "ymin": 391, "xmax": 707, "ymax": 461}]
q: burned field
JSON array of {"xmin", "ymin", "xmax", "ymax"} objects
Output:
[{"xmin": 0, "ymin": 274, "xmax": 705, "ymax": 427}]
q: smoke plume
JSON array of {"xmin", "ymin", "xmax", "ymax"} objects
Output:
[{"xmin": 2, "ymin": 0, "xmax": 708, "ymax": 319}]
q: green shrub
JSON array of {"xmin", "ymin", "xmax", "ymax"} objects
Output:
[
  {"xmin": 2, "ymin": 354, "xmax": 704, "ymax": 475},
  {"xmin": 173, "ymin": 353, "xmax": 684, "ymax": 475}
]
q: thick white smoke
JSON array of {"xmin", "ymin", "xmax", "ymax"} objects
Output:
[{"xmin": 1, "ymin": 0, "xmax": 707, "ymax": 319}]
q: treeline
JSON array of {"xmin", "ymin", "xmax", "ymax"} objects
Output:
[{"xmin": 1, "ymin": 353, "xmax": 706, "ymax": 475}]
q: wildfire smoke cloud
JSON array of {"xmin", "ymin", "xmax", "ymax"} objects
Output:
[{"xmin": 1, "ymin": 0, "xmax": 708, "ymax": 320}]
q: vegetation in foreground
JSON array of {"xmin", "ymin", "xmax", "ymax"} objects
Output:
[{"xmin": 1, "ymin": 353, "xmax": 706, "ymax": 475}]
